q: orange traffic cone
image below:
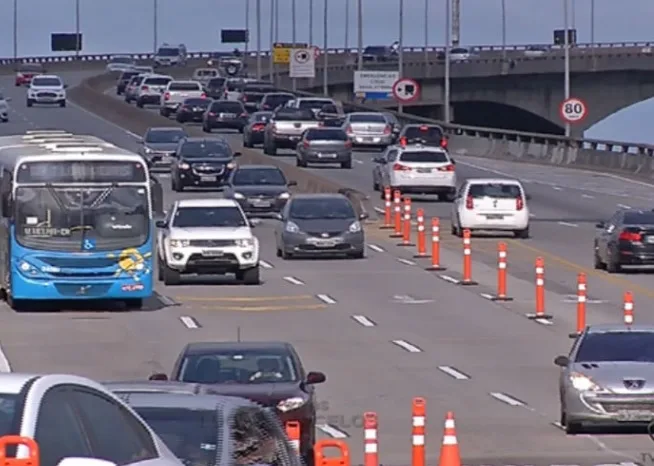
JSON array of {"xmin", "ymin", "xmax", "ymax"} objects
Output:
[{"xmin": 438, "ymin": 412, "xmax": 461, "ymax": 466}]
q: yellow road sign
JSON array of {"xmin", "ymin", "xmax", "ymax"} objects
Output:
[{"xmin": 273, "ymin": 42, "xmax": 308, "ymax": 64}]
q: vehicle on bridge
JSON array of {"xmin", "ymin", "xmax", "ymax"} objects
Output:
[
  {"xmin": 191, "ymin": 67, "xmax": 220, "ymax": 86},
  {"xmin": 154, "ymin": 43, "xmax": 187, "ymax": 67},
  {"xmin": 159, "ymin": 80, "xmax": 206, "ymax": 118},
  {"xmin": 115, "ymin": 69, "xmax": 140, "ymax": 95},
  {"xmin": 106, "ymin": 54, "xmax": 136, "ymax": 72},
  {"xmin": 263, "ymin": 107, "xmax": 322, "ymax": 156},
  {"xmin": 362, "ymin": 45, "xmax": 398, "ymax": 62},
  {"xmin": 594, "ymin": 208, "xmax": 654, "ymax": 273},
  {"xmin": 223, "ymin": 165, "xmax": 296, "ymax": 217},
  {"xmin": 14, "ymin": 63, "xmax": 44, "ymax": 87},
  {"xmin": 341, "ymin": 112, "xmax": 394, "ymax": 150},
  {"xmin": 26, "ymin": 75, "xmax": 67, "ymax": 108},
  {"xmin": 0, "ymin": 92, "xmax": 10, "ymax": 123},
  {"xmin": 296, "ymin": 128, "xmax": 353, "ymax": 169},
  {"xmin": 0, "ymin": 134, "xmax": 155, "ymax": 310},
  {"xmin": 170, "ymin": 137, "xmax": 240, "ymax": 191},
  {"xmin": 398, "ymin": 124, "xmax": 448, "ymax": 149},
  {"xmin": 242, "ymin": 111, "xmax": 274, "ymax": 147}
]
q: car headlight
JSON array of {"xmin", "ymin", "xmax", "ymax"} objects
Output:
[
  {"xmin": 236, "ymin": 238, "xmax": 254, "ymax": 248},
  {"xmin": 227, "ymin": 162, "xmax": 236, "ymax": 169},
  {"xmin": 143, "ymin": 147, "xmax": 153, "ymax": 154},
  {"xmin": 277, "ymin": 397, "xmax": 307, "ymax": 413},
  {"xmin": 348, "ymin": 221, "xmax": 362, "ymax": 233},
  {"xmin": 569, "ymin": 372, "xmax": 602, "ymax": 392},
  {"xmin": 233, "ymin": 193, "xmax": 245, "ymax": 199},
  {"xmin": 285, "ymin": 221, "xmax": 300, "ymax": 233},
  {"xmin": 169, "ymin": 239, "xmax": 190, "ymax": 248},
  {"xmin": 178, "ymin": 163, "xmax": 190, "ymax": 169},
  {"xmin": 279, "ymin": 192, "xmax": 290, "ymax": 199}
]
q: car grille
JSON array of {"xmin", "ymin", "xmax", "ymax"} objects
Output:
[
  {"xmin": 37, "ymin": 92, "xmax": 57, "ymax": 98},
  {"xmin": 189, "ymin": 239, "xmax": 237, "ymax": 247},
  {"xmin": 307, "ymin": 231, "xmax": 343, "ymax": 238},
  {"xmin": 191, "ymin": 164, "xmax": 225, "ymax": 176},
  {"xmin": 54, "ymin": 283, "xmax": 112, "ymax": 297},
  {"xmin": 600, "ymin": 402, "xmax": 654, "ymax": 413}
]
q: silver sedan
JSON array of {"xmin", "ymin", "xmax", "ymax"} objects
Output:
[
  {"xmin": 556, "ymin": 323, "xmax": 654, "ymax": 434},
  {"xmin": 341, "ymin": 112, "xmax": 394, "ymax": 149},
  {"xmin": 296, "ymin": 128, "xmax": 352, "ymax": 169}
]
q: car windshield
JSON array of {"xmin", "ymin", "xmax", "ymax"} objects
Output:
[
  {"xmin": 18, "ymin": 64, "xmax": 43, "ymax": 72},
  {"xmin": 263, "ymin": 94, "xmax": 293, "ymax": 107},
  {"xmin": 0, "ymin": 395, "xmax": 18, "ymax": 437},
  {"xmin": 180, "ymin": 349, "xmax": 298, "ymax": 384},
  {"xmin": 111, "ymin": 56, "xmax": 133, "ymax": 64},
  {"xmin": 211, "ymin": 102, "xmax": 243, "ymax": 113},
  {"xmin": 145, "ymin": 77, "xmax": 172, "ymax": 86},
  {"xmin": 145, "ymin": 129, "xmax": 186, "ymax": 144},
  {"xmin": 207, "ymin": 78, "xmax": 226, "ymax": 88},
  {"xmin": 305, "ymin": 129, "xmax": 347, "ymax": 141},
  {"xmin": 31, "ymin": 77, "xmax": 61, "ymax": 87},
  {"xmin": 184, "ymin": 98, "xmax": 210, "ymax": 107},
  {"xmin": 402, "ymin": 126, "xmax": 443, "ymax": 143},
  {"xmin": 468, "ymin": 183, "xmax": 522, "ymax": 199},
  {"xmin": 289, "ymin": 198, "xmax": 355, "ymax": 220},
  {"xmin": 226, "ymin": 82, "xmax": 245, "ymax": 92},
  {"xmin": 274, "ymin": 109, "xmax": 314, "ymax": 121},
  {"xmin": 298, "ymin": 100, "xmax": 332, "ymax": 111},
  {"xmin": 180, "ymin": 141, "xmax": 231, "ymax": 158},
  {"xmin": 349, "ymin": 114, "xmax": 386, "ymax": 123},
  {"xmin": 134, "ymin": 407, "xmax": 219, "ymax": 466},
  {"xmin": 158, "ymin": 47, "xmax": 180, "ymax": 57},
  {"xmin": 399, "ymin": 151, "xmax": 449, "ymax": 163},
  {"xmin": 575, "ymin": 331, "xmax": 654, "ymax": 363},
  {"xmin": 623, "ymin": 212, "xmax": 654, "ymax": 225},
  {"xmin": 15, "ymin": 186, "xmax": 149, "ymax": 252},
  {"xmin": 173, "ymin": 206, "xmax": 246, "ymax": 228},
  {"xmin": 121, "ymin": 71, "xmax": 139, "ymax": 80},
  {"xmin": 232, "ymin": 168, "xmax": 286, "ymax": 186},
  {"xmin": 169, "ymin": 82, "xmax": 201, "ymax": 91},
  {"xmin": 250, "ymin": 112, "xmax": 273, "ymax": 123},
  {"xmin": 364, "ymin": 46, "xmax": 387, "ymax": 54}
]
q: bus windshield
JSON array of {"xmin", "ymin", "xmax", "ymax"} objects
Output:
[{"xmin": 15, "ymin": 186, "xmax": 150, "ymax": 252}]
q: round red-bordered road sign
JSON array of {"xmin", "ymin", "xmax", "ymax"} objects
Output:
[
  {"xmin": 559, "ymin": 97, "xmax": 587, "ymax": 124},
  {"xmin": 392, "ymin": 78, "xmax": 420, "ymax": 103}
]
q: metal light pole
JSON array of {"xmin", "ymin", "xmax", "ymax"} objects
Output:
[
  {"xmin": 256, "ymin": 0, "xmax": 262, "ymax": 79},
  {"xmin": 12, "ymin": 0, "xmax": 17, "ymax": 60},
  {"xmin": 323, "ymin": 0, "xmax": 329, "ymax": 95},
  {"xmin": 345, "ymin": 1, "xmax": 350, "ymax": 50},
  {"xmin": 244, "ymin": 0, "xmax": 250, "ymax": 55},
  {"xmin": 451, "ymin": 0, "xmax": 460, "ymax": 46},
  {"xmin": 75, "ymin": 0, "xmax": 80, "ymax": 57},
  {"xmin": 398, "ymin": 0, "xmax": 405, "ymax": 113},
  {"xmin": 356, "ymin": 0, "xmax": 363, "ymax": 70},
  {"xmin": 309, "ymin": 0, "xmax": 314, "ymax": 47},
  {"xmin": 501, "ymin": 0, "xmax": 507, "ymax": 62},
  {"xmin": 570, "ymin": 0, "xmax": 576, "ymax": 31},
  {"xmin": 444, "ymin": 0, "xmax": 452, "ymax": 123},
  {"xmin": 269, "ymin": 0, "xmax": 274, "ymax": 83},
  {"xmin": 563, "ymin": 0, "xmax": 571, "ymax": 137},
  {"xmin": 423, "ymin": 0, "xmax": 429, "ymax": 66},
  {"xmin": 291, "ymin": 0, "xmax": 297, "ymax": 91},
  {"xmin": 153, "ymin": 0, "xmax": 158, "ymax": 54},
  {"xmin": 590, "ymin": 0, "xmax": 596, "ymax": 69}
]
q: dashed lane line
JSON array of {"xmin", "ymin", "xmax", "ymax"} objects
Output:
[
  {"xmin": 317, "ymin": 424, "xmax": 349, "ymax": 439},
  {"xmin": 489, "ymin": 392, "xmax": 525, "ymax": 407},
  {"xmin": 0, "ymin": 342, "xmax": 11, "ymax": 373},
  {"xmin": 557, "ymin": 221, "xmax": 578, "ymax": 228},
  {"xmin": 172, "ymin": 295, "xmax": 316, "ymax": 302},
  {"xmin": 351, "ymin": 315, "xmax": 376, "ymax": 327},
  {"xmin": 283, "ymin": 276, "xmax": 305, "ymax": 285},
  {"xmin": 315, "ymin": 294, "xmax": 337, "ymax": 304},
  {"xmin": 391, "ymin": 339, "xmax": 422, "ymax": 353},
  {"xmin": 397, "ymin": 258, "xmax": 416, "ymax": 266},
  {"xmin": 581, "ymin": 194, "xmax": 594, "ymax": 199},
  {"xmin": 368, "ymin": 244, "xmax": 384, "ymax": 252},
  {"xmin": 180, "ymin": 316, "xmax": 200, "ymax": 329},
  {"xmin": 617, "ymin": 203, "xmax": 631, "ymax": 209},
  {"xmin": 437, "ymin": 366, "xmax": 471, "ymax": 380},
  {"xmin": 259, "ymin": 260, "xmax": 274, "ymax": 269}
]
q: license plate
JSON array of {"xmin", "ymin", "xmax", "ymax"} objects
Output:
[
  {"xmin": 201, "ymin": 176, "xmax": 217, "ymax": 182},
  {"xmin": 318, "ymin": 153, "xmax": 337, "ymax": 158},
  {"xmin": 646, "ymin": 236, "xmax": 654, "ymax": 244},
  {"xmin": 220, "ymin": 113, "xmax": 236, "ymax": 118},
  {"xmin": 616, "ymin": 410, "xmax": 653, "ymax": 422},
  {"xmin": 361, "ymin": 137, "xmax": 373, "ymax": 142},
  {"xmin": 417, "ymin": 168, "xmax": 432, "ymax": 173},
  {"xmin": 314, "ymin": 239, "xmax": 336, "ymax": 247},
  {"xmin": 202, "ymin": 250, "xmax": 224, "ymax": 257},
  {"xmin": 485, "ymin": 214, "xmax": 504, "ymax": 220},
  {"xmin": 290, "ymin": 136, "xmax": 300, "ymax": 141},
  {"xmin": 251, "ymin": 200, "xmax": 271, "ymax": 207}
]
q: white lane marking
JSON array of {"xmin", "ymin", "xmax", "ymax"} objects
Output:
[
  {"xmin": 557, "ymin": 221, "xmax": 578, "ymax": 228},
  {"xmin": 352, "ymin": 315, "xmax": 376, "ymax": 327},
  {"xmin": 155, "ymin": 292, "xmax": 178, "ymax": 307},
  {"xmin": 397, "ymin": 258, "xmax": 416, "ymax": 266},
  {"xmin": 283, "ymin": 276, "xmax": 305, "ymax": 285},
  {"xmin": 67, "ymin": 99, "xmax": 142, "ymax": 140},
  {"xmin": 374, "ymin": 206, "xmax": 385, "ymax": 215},
  {"xmin": 529, "ymin": 213, "xmax": 536, "ymax": 218},
  {"xmin": 552, "ymin": 186, "xmax": 562, "ymax": 191},
  {"xmin": 439, "ymin": 274, "xmax": 460, "ymax": 284},
  {"xmin": 0, "ymin": 342, "xmax": 11, "ymax": 373},
  {"xmin": 489, "ymin": 392, "xmax": 525, "ymax": 406},
  {"xmin": 392, "ymin": 339, "xmax": 422, "ymax": 353},
  {"xmin": 259, "ymin": 260, "xmax": 273, "ymax": 269},
  {"xmin": 438, "ymin": 366, "xmax": 470, "ymax": 380},
  {"xmin": 368, "ymin": 244, "xmax": 384, "ymax": 252},
  {"xmin": 479, "ymin": 292, "xmax": 494, "ymax": 300},
  {"xmin": 180, "ymin": 316, "xmax": 200, "ymax": 329},
  {"xmin": 317, "ymin": 424, "xmax": 349, "ymax": 439},
  {"xmin": 551, "ymin": 421, "xmax": 564, "ymax": 430},
  {"xmin": 354, "ymin": 159, "xmax": 364, "ymax": 165},
  {"xmin": 316, "ymin": 294, "xmax": 337, "ymax": 304},
  {"xmin": 535, "ymin": 317, "xmax": 554, "ymax": 326},
  {"xmin": 617, "ymin": 203, "xmax": 631, "ymax": 209},
  {"xmin": 581, "ymin": 194, "xmax": 594, "ymax": 199}
]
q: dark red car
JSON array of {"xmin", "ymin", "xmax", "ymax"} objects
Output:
[
  {"xmin": 149, "ymin": 341, "xmax": 326, "ymax": 464},
  {"xmin": 15, "ymin": 63, "xmax": 44, "ymax": 87}
]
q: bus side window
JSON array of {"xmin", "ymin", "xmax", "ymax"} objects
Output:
[{"xmin": 0, "ymin": 169, "xmax": 12, "ymax": 217}]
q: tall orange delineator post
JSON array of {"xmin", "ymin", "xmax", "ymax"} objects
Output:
[
  {"xmin": 413, "ymin": 209, "xmax": 428, "ymax": 258},
  {"xmin": 285, "ymin": 421, "xmax": 301, "ymax": 453},
  {"xmin": 314, "ymin": 440, "xmax": 351, "ymax": 466},
  {"xmin": 459, "ymin": 229, "xmax": 477, "ymax": 285},
  {"xmin": 437, "ymin": 412, "xmax": 461, "ymax": 466},
  {"xmin": 527, "ymin": 257, "xmax": 552, "ymax": 320},
  {"xmin": 380, "ymin": 187, "xmax": 393, "ymax": 229},
  {"xmin": 390, "ymin": 190, "xmax": 403, "ymax": 238},
  {"xmin": 569, "ymin": 273, "xmax": 586, "ymax": 337},
  {"xmin": 491, "ymin": 242, "xmax": 512, "ymax": 301},
  {"xmin": 425, "ymin": 218, "xmax": 446, "ymax": 271},
  {"xmin": 398, "ymin": 198, "xmax": 414, "ymax": 246},
  {"xmin": 411, "ymin": 398, "xmax": 426, "ymax": 466},
  {"xmin": 624, "ymin": 291, "xmax": 634, "ymax": 325},
  {"xmin": 0, "ymin": 436, "xmax": 39, "ymax": 466},
  {"xmin": 363, "ymin": 412, "xmax": 378, "ymax": 466}
]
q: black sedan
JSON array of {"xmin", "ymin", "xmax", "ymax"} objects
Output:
[
  {"xmin": 176, "ymin": 97, "xmax": 212, "ymax": 123},
  {"xmin": 171, "ymin": 137, "xmax": 241, "ymax": 192},
  {"xmin": 242, "ymin": 111, "xmax": 273, "ymax": 147},
  {"xmin": 224, "ymin": 165, "xmax": 297, "ymax": 216},
  {"xmin": 202, "ymin": 100, "xmax": 248, "ymax": 133},
  {"xmin": 594, "ymin": 208, "xmax": 654, "ymax": 273}
]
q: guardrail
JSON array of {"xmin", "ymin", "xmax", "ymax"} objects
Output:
[{"xmin": 2, "ymin": 40, "xmax": 654, "ymax": 65}]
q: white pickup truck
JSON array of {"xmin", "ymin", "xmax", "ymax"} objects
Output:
[
  {"xmin": 262, "ymin": 108, "xmax": 322, "ymax": 156},
  {"xmin": 160, "ymin": 80, "xmax": 205, "ymax": 118}
]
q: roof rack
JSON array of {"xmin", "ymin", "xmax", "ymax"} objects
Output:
[
  {"xmin": 26, "ymin": 137, "xmax": 86, "ymax": 145},
  {"xmin": 48, "ymin": 145, "xmax": 106, "ymax": 153},
  {"xmin": 24, "ymin": 130, "xmax": 71, "ymax": 136}
]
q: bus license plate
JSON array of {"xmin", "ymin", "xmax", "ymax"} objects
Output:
[{"xmin": 201, "ymin": 176, "xmax": 217, "ymax": 182}]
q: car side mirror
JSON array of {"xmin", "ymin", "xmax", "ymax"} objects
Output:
[
  {"xmin": 306, "ymin": 371, "xmax": 326, "ymax": 384},
  {"xmin": 450, "ymin": 158, "xmax": 456, "ymax": 165},
  {"xmin": 359, "ymin": 213, "xmax": 369, "ymax": 220},
  {"xmin": 288, "ymin": 180, "xmax": 297, "ymax": 187},
  {"xmin": 155, "ymin": 220, "xmax": 166, "ymax": 228},
  {"xmin": 233, "ymin": 151, "xmax": 242, "ymax": 157},
  {"xmin": 148, "ymin": 373, "xmax": 168, "ymax": 381},
  {"xmin": 554, "ymin": 355, "xmax": 569, "ymax": 367},
  {"xmin": 273, "ymin": 213, "xmax": 283, "ymax": 221},
  {"xmin": 595, "ymin": 221, "xmax": 605, "ymax": 229},
  {"xmin": 63, "ymin": 84, "xmax": 68, "ymax": 89},
  {"xmin": 4, "ymin": 97, "xmax": 11, "ymax": 102}
]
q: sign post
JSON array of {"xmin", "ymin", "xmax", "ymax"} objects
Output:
[
  {"xmin": 392, "ymin": 78, "xmax": 420, "ymax": 111},
  {"xmin": 353, "ymin": 71, "xmax": 399, "ymax": 101},
  {"xmin": 289, "ymin": 48, "xmax": 316, "ymax": 79},
  {"xmin": 559, "ymin": 97, "xmax": 587, "ymax": 125}
]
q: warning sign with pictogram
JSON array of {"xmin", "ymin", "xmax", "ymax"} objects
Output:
[
  {"xmin": 290, "ymin": 48, "xmax": 316, "ymax": 79},
  {"xmin": 392, "ymin": 78, "xmax": 420, "ymax": 103}
]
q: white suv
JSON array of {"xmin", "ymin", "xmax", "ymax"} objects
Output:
[
  {"xmin": 156, "ymin": 199, "xmax": 260, "ymax": 285},
  {"xmin": 26, "ymin": 74, "xmax": 67, "ymax": 107},
  {"xmin": 136, "ymin": 74, "xmax": 172, "ymax": 108}
]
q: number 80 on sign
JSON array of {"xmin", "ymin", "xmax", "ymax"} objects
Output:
[{"xmin": 559, "ymin": 97, "xmax": 587, "ymax": 124}]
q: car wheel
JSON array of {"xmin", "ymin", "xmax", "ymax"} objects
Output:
[
  {"xmin": 349, "ymin": 250, "xmax": 365, "ymax": 259},
  {"xmin": 593, "ymin": 247, "xmax": 606, "ymax": 270},
  {"xmin": 281, "ymin": 249, "xmax": 293, "ymax": 260},
  {"xmin": 514, "ymin": 227, "xmax": 529, "ymax": 239},
  {"xmin": 160, "ymin": 108, "xmax": 169, "ymax": 118},
  {"xmin": 276, "ymin": 248, "xmax": 282, "ymax": 257},
  {"xmin": 341, "ymin": 160, "xmax": 352, "ymax": 169},
  {"xmin": 238, "ymin": 266, "xmax": 260, "ymax": 285},
  {"xmin": 163, "ymin": 263, "xmax": 181, "ymax": 285},
  {"xmin": 296, "ymin": 158, "xmax": 307, "ymax": 168},
  {"xmin": 157, "ymin": 257, "xmax": 164, "ymax": 281},
  {"xmin": 564, "ymin": 416, "xmax": 582, "ymax": 435},
  {"xmin": 373, "ymin": 179, "xmax": 379, "ymax": 191},
  {"xmin": 136, "ymin": 100, "xmax": 144, "ymax": 108},
  {"xmin": 26, "ymin": 99, "xmax": 33, "ymax": 107},
  {"xmin": 267, "ymin": 143, "xmax": 277, "ymax": 156},
  {"xmin": 59, "ymin": 100, "xmax": 66, "ymax": 108},
  {"xmin": 606, "ymin": 247, "xmax": 621, "ymax": 273},
  {"xmin": 202, "ymin": 124, "xmax": 211, "ymax": 133},
  {"xmin": 123, "ymin": 298, "xmax": 143, "ymax": 310}
]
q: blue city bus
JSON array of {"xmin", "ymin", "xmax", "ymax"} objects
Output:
[{"xmin": 0, "ymin": 133, "xmax": 154, "ymax": 311}]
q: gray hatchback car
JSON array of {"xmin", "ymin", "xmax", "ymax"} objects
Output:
[
  {"xmin": 274, "ymin": 193, "xmax": 367, "ymax": 259},
  {"xmin": 295, "ymin": 128, "xmax": 352, "ymax": 169}
]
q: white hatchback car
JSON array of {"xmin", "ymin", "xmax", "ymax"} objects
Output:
[{"xmin": 451, "ymin": 178, "xmax": 530, "ymax": 238}]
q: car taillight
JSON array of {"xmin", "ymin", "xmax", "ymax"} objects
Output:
[
  {"xmin": 242, "ymin": 95, "xmax": 248, "ymax": 101},
  {"xmin": 345, "ymin": 140, "xmax": 352, "ymax": 148},
  {"xmin": 224, "ymin": 91, "xmax": 229, "ymax": 98},
  {"xmin": 262, "ymin": 104, "xmax": 269, "ymax": 109},
  {"xmin": 141, "ymin": 85, "xmax": 149, "ymax": 91},
  {"xmin": 164, "ymin": 92, "xmax": 170, "ymax": 101},
  {"xmin": 393, "ymin": 163, "xmax": 411, "ymax": 171},
  {"xmin": 345, "ymin": 125, "xmax": 353, "ymax": 134},
  {"xmin": 516, "ymin": 197, "xmax": 524, "ymax": 211},
  {"xmin": 619, "ymin": 231, "xmax": 642, "ymax": 242},
  {"xmin": 383, "ymin": 125, "xmax": 391, "ymax": 134},
  {"xmin": 208, "ymin": 112, "xmax": 216, "ymax": 117},
  {"xmin": 441, "ymin": 138, "xmax": 448, "ymax": 148},
  {"xmin": 439, "ymin": 164, "xmax": 455, "ymax": 172},
  {"xmin": 200, "ymin": 93, "xmax": 206, "ymax": 98},
  {"xmin": 465, "ymin": 196, "xmax": 474, "ymax": 209},
  {"xmin": 253, "ymin": 123, "xmax": 264, "ymax": 131},
  {"xmin": 303, "ymin": 141, "xmax": 310, "ymax": 148},
  {"xmin": 399, "ymin": 136, "xmax": 407, "ymax": 147},
  {"xmin": 240, "ymin": 112, "xmax": 248, "ymax": 117},
  {"xmin": 180, "ymin": 106, "xmax": 189, "ymax": 111}
]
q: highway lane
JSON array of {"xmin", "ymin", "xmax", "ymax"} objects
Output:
[{"xmin": 73, "ymin": 73, "xmax": 654, "ymax": 464}]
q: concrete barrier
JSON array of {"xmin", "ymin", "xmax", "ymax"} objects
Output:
[{"xmin": 68, "ymin": 73, "xmax": 375, "ymax": 219}]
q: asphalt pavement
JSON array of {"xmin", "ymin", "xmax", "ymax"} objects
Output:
[{"xmin": 1, "ymin": 71, "xmax": 653, "ymax": 466}]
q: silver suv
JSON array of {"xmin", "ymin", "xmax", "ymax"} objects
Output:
[
  {"xmin": 154, "ymin": 43, "xmax": 187, "ymax": 67},
  {"xmin": 136, "ymin": 74, "xmax": 172, "ymax": 108}
]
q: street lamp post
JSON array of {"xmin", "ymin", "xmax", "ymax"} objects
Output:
[
  {"xmin": 398, "ymin": 0, "xmax": 404, "ymax": 113},
  {"xmin": 563, "ymin": 0, "xmax": 571, "ymax": 137},
  {"xmin": 269, "ymin": 0, "xmax": 274, "ymax": 83},
  {"xmin": 345, "ymin": 1, "xmax": 349, "ymax": 50},
  {"xmin": 244, "ymin": 0, "xmax": 250, "ymax": 55},
  {"xmin": 75, "ymin": 0, "xmax": 80, "ymax": 57},
  {"xmin": 356, "ymin": 0, "xmax": 363, "ymax": 70},
  {"xmin": 423, "ymin": 0, "xmax": 429, "ymax": 66},
  {"xmin": 12, "ymin": 0, "xmax": 17, "ymax": 60},
  {"xmin": 501, "ymin": 0, "xmax": 507, "ymax": 63},
  {"xmin": 309, "ymin": 0, "xmax": 314, "ymax": 47},
  {"xmin": 291, "ymin": 0, "xmax": 297, "ymax": 91},
  {"xmin": 255, "ymin": 0, "xmax": 262, "ymax": 80},
  {"xmin": 444, "ymin": 0, "xmax": 452, "ymax": 123},
  {"xmin": 153, "ymin": 0, "xmax": 158, "ymax": 54}
]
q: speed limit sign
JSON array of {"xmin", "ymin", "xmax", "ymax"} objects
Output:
[{"xmin": 560, "ymin": 97, "xmax": 587, "ymax": 124}]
